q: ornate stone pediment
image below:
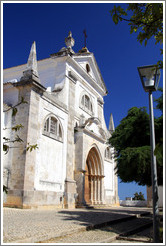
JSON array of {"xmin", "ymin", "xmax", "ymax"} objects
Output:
[
  {"xmin": 83, "ymin": 117, "xmax": 107, "ymax": 140},
  {"xmin": 73, "ymin": 54, "xmax": 107, "ymax": 95}
]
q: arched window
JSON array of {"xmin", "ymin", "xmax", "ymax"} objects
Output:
[
  {"xmin": 105, "ymin": 147, "xmax": 112, "ymax": 160},
  {"xmin": 80, "ymin": 93, "xmax": 93, "ymax": 115},
  {"xmin": 43, "ymin": 115, "xmax": 63, "ymax": 142}
]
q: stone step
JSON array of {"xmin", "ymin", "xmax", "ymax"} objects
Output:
[
  {"xmin": 38, "ymin": 216, "xmax": 153, "ymax": 243},
  {"xmin": 76, "ymin": 204, "xmax": 94, "ymax": 209},
  {"xmin": 76, "ymin": 203, "xmax": 110, "ymax": 210}
]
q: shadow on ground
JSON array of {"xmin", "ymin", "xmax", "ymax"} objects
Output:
[{"xmin": 57, "ymin": 207, "xmax": 152, "ymax": 236}]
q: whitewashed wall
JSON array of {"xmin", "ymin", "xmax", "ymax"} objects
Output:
[
  {"xmin": 34, "ymin": 96, "xmax": 68, "ymax": 193},
  {"xmin": 104, "ymin": 160, "xmax": 114, "ymax": 196},
  {"xmin": 120, "ymin": 200, "xmax": 147, "ymax": 207}
]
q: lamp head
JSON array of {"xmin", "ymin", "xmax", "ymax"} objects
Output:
[{"xmin": 137, "ymin": 65, "xmax": 160, "ymax": 92}]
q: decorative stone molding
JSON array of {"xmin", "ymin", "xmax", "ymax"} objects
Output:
[{"xmin": 97, "ymin": 97, "xmax": 104, "ymax": 106}]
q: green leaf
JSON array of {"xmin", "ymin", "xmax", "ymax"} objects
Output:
[
  {"xmin": 21, "ymin": 97, "xmax": 28, "ymax": 104},
  {"xmin": 15, "ymin": 135, "xmax": 23, "ymax": 143},
  {"xmin": 3, "ymin": 185, "xmax": 8, "ymax": 194},
  {"xmin": 110, "ymin": 3, "xmax": 163, "ymax": 52},
  {"xmin": 113, "ymin": 14, "xmax": 119, "ymax": 24},
  {"xmin": 12, "ymin": 107, "xmax": 18, "ymax": 117},
  {"xmin": 3, "ymin": 137, "xmax": 10, "ymax": 141},
  {"xmin": 12, "ymin": 124, "xmax": 24, "ymax": 132},
  {"xmin": 130, "ymin": 27, "xmax": 134, "ymax": 34},
  {"xmin": 3, "ymin": 144, "xmax": 9, "ymax": 154},
  {"xmin": 26, "ymin": 143, "xmax": 38, "ymax": 152}
]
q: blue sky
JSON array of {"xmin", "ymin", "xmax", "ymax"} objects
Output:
[{"xmin": 3, "ymin": 2, "xmax": 163, "ymax": 200}]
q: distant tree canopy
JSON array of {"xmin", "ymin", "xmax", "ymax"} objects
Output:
[
  {"xmin": 110, "ymin": 3, "xmax": 163, "ymax": 68},
  {"xmin": 133, "ymin": 192, "xmax": 145, "ymax": 201},
  {"xmin": 109, "ymin": 91, "xmax": 163, "ymax": 186}
]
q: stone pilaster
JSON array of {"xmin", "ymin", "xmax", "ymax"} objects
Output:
[
  {"xmin": 97, "ymin": 176, "xmax": 100, "ymax": 204},
  {"xmin": 100, "ymin": 177, "xmax": 102, "ymax": 204},
  {"xmin": 74, "ymin": 170, "xmax": 86, "ymax": 206},
  {"xmin": 101, "ymin": 176, "xmax": 105, "ymax": 204},
  {"xmin": 64, "ymin": 79, "xmax": 77, "ymax": 208},
  {"xmin": 93, "ymin": 176, "xmax": 97, "ymax": 204},
  {"xmin": 90, "ymin": 176, "xmax": 93, "ymax": 204},
  {"xmin": 4, "ymin": 79, "xmax": 45, "ymax": 208},
  {"xmin": 22, "ymin": 88, "xmax": 42, "ymax": 208},
  {"xmin": 5, "ymin": 85, "xmax": 31, "ymax": 208}
]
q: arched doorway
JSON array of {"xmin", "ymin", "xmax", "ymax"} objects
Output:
[{"xmin": 84, "ymin": 147, "xmax": 104, "ymax": 205}]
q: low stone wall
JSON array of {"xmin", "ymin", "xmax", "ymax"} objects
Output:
[{"xmin": 120, "ymin": 200, "xmax": 147, "ymax": 207}]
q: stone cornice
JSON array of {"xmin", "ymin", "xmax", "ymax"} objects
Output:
[
  {"xmin": 14, "ymin": 78, "xmax": 46, "ymax": 92},
  {"xmin": 65, "ymin": 178, "xmax": 76, "ymax": 183},
  {"xmin": 83, "ymin": 128, "xmax": 106, "ymax": 144},
  {"xmin": 13, "ymin": 78, "xmax": 68, "ymax": 114}
]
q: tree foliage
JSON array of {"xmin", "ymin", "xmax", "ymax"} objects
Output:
[
  {"xmin": 133, "ymin": 192, "xmax": 145, "ymax": 201},
  {"xmin": 155, "ymin": 87, "xmax": 163, "ymax": 112},
  {"xmin": 109, "ymin": 91, "xmax": 163, "ymax": 186},
  {"xmin": 154, "ymin": 88, "xmax": 163, "ymax": 176},
  {"xmin": 110, "ymin": 3, "xmax": 163, "ymax": 68}
]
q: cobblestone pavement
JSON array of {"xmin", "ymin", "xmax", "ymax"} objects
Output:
[
  {"xmin": 41, "ymin": 226, "xmax": 152, "ymax": 244},
  {"xmin": 3, "ymin": 206, "xmax": 152, "ymax": 243},
  {"xmin": 41, "ymin": 215, "xmax": 153, "ymax": 243},
  {"xmin": 40, "ymin": 228, "xmax": 118, "ymax": 243}
]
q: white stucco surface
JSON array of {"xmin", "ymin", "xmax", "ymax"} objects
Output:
[
  {"xmin": 104, "ymin": 160, "xmax": 114, "ymax": 196},
  {"xmin": 34, "ymin": 96, "xmax": 68, "ymax": 192}
]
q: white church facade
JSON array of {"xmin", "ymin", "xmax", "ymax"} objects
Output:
[{"xmin": 3, "ymin": 32, "xmax": 119, "ymax": 209}]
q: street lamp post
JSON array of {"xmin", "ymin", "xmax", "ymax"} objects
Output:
[{"xmin": 138, "ymin": 65, "xmax": 161, "ymax": 243}]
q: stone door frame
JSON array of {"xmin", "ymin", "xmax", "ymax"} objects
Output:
[{"xmin": 84, "ymin": 145, "xmax": 104, "ymax": 205}]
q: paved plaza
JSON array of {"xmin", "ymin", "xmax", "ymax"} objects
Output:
[{"xmin": 3, "ymin": 206, "xmax": 152, "ymax": 243}]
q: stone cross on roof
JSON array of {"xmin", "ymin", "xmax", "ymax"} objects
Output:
[{"xmin": 83, "ymin": 29, "xmax": 87, "ymax": 48}]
